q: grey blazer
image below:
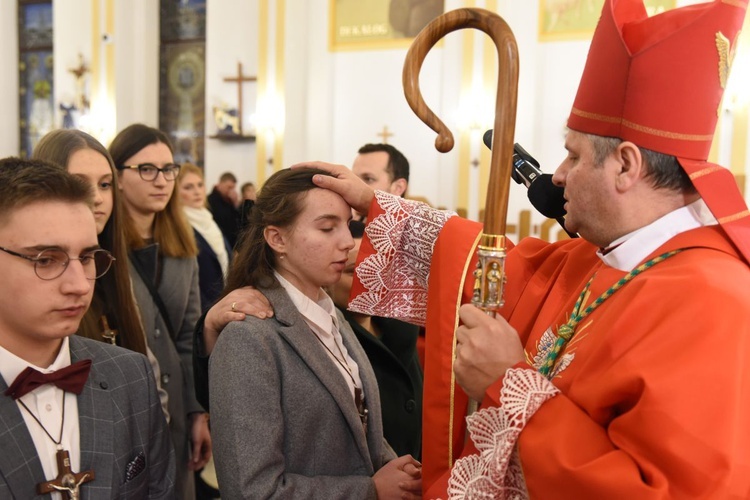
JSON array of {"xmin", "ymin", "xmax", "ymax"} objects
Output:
[
  {"xmin": 129, "ymin": 246, "xmax": 202, "ymax": 498},
  {"xmin": 0, "ymin": 336, "xmax": 175, "ymax": 499},
  {"xmin": 210, "ymin": 285, "xmax": 397, "ymax": 500}
]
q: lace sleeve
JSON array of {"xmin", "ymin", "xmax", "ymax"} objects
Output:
[
  {"xmin": 447, "ymin": 368, "xmax": 559, "ymax": 499},
  {"xmin": 348, "ymin": 191, "xmax": 455, "ymax": 325}
]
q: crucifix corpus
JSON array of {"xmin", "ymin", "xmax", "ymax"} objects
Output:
[
  {"xmin": 68, "ymin": 53, "xmax": 90, "ymax": 111},
  {"xmin": 37, "ymin": 449, "xmax": 95, "ymax": 499},
  {"xmin": 223, "ymin": 62, "xmax": 257, "ymax": 136}
]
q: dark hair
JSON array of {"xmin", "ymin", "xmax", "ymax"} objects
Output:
[
  {"xmin": 348, "ymin": 219, "xmax": 365, "ymax": 239},
  {"xmin": 109, "ymin": 123, "xmax": 197, "ymax": 257},
  {"xmin": 0, "ymin": 157, "xmax": 93, "ymax": 224},
  {"xmin": 223, "ymin": 168, "xmax": 334, "ymax": 295},
  {"xmin": 32, "ymin": 130, "xmax": 148, "ymax": 355},
  {"xmin": 357, "ymin": 143, "xmax": 410, "ymax": 183},
  {"xmin": 219, "ymin": 172, "xmax": 237, "ymax": 183},
  {"xmin": 587, "ymin": 134, "xmax": 695, "ymax": 193}
]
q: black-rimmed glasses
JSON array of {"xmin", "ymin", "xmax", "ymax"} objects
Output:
[
  {"xmin": 117, "ymin": 163, "xmax": 181, "ymax": 181},
  {"xmin": 0, "ymin": 246, "xmax": 115, "ymax": 280}
]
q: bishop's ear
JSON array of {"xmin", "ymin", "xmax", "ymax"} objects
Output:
[{"xmin": 614, "ymin": 141, "xmax": 644, "ymax": 192}]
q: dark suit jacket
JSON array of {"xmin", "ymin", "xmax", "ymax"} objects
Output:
[
  {"xmin": 0, "ymin": 336, "xmax": 175, "ymax": 499},
  {"xmin": 207, "ymin": 189, "xmax": 241, "ymax": 249},
  {"xmin": 209, "ymin": 285, "xmax": 395, "ymax": 499},
  {"xmin": 340, "ymin": 308, "xmax": 423, "ymax": 459}
]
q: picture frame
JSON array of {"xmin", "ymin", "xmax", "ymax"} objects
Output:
[
  {"xmin": 17, "ymin": 0, "xmax": 54, "ymax": 158},
  {"xmin": 329, "ymin": 0, "xmax": 445, "ymax": 51}
]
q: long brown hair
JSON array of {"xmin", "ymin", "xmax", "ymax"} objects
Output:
[
  {"xmin": 108, "ymin": 123, "xmax": 197, "ymax": 258},
  {"xmin": 223, "ymin": 168, "xmax": 334, "ymax": 296},
  {"xmin": 32, "ymin": 129, "xmax": 148, "ymax": 355}
]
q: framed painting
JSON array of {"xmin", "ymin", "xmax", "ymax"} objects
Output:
[
  {"xmin": 159, "ymin": 0, "xmax": 206, "ymax": 166},
  {"xmin": 329, "ymin": 0, "xmax": 444, "ymax": 51},
  {"xmin": 17, "ymin": 0, "xmax": 54, "ymax": 158},
  {"xmin": 538, "ymin": 0, "xmax": 676, "ymax": 42},
  {"xmin": 160, "ymin": 0, "xmax": 206, "ymax": 41}
]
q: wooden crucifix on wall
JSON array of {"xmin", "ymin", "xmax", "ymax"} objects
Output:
[
  {"xmin": 223, "ymin": 61, "xmax": 256, "ymax": 136},
  {"xmin": 376, "ymin": 125, "xmax": 393, "ymax": 143},
  {"xmin": 68, "ymin": 53, "xmax": 90, "ymax": 111}
]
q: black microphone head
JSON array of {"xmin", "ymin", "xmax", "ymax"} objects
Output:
[
  {"xmin": 483, "ymin": 129, "xmax": 493, "ymax": 150},
  {"xmin": 527, "ymin": 174, "xmax": 567, "ymax": 219}
]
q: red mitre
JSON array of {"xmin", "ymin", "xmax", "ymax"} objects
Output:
[{"xmin": 568, "ymin": 0, "xmax": 750, "ymax": 263}]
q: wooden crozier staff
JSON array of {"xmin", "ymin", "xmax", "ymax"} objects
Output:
[
  {"xmin": 402, "ymin": 7, "xmax": 519, "ymax": 487},
  {"xmin": 403, "ymin": 7, "xmax": 519, "ymax": 315}
]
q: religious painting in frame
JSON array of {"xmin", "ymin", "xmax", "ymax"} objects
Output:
[
  {"xmin": 17, "ymin": 0, "xmax": 54, "ymax": 158},
  {"xmin": 330, "ymin": 0, "xmax": 445, "ymax": 51},
  {"xmin": 159, "ymin": 0, "xmax": 206, "ymax": 166},
  {"xmin": 538, "ymin": 0, "xmax": 676, "ymax": 42},
  {"xmin": 159, "ymin": 42, "xmax": 206, "ymax": 165}
]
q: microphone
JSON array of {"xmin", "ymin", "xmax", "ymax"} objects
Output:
[{"xmin": 482, "ymin": 130, "xmax": 577, "ymax": 238}]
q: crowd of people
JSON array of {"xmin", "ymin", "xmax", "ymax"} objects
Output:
[{"xmin": 1, "ymin": 1, "xmax": 749, "ymax": 499}]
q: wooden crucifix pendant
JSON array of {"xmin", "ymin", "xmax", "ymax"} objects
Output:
[
  {"xmin": 37, "ymin": 449, "xmax": 95, "ymax": 499},
  {"xmin": 99, "ymin": 315, "xmax": 117, "ymax": 345},
  {"xmin": 354, "ymin": 387, "xmax": 369, "ymax": 435}
]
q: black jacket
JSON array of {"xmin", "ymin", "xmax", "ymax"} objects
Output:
[
  {"xmin": 207, "ymin": 188, "xmax": 241, "ymax": 249},
  {"xmin": 340, "ymin": 308, "xmax": 423, "ymax": 459}
]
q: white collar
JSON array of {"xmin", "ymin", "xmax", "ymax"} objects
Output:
[
  {"xmin": 273, "ymin": 271, "xmax": 339, "ymax": 332},
  {"xmin": 598, "ymin": 199, "xmax": 716, "ymax": 271},
  {"xmin": 0, "ymin": 337, "xmax": 72, "ymax": 389}
]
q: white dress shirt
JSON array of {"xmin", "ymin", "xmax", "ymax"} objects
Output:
[
  {"xmin": 598, "ymin": 199, "xmax": 716, "ymax": 271},
  {"xmin": 274, "ymin": 271, "xmax": 364, "ymax": 400},
  {"xmin": 0, "ymin": 337, "xmax": 81, "ymax": 500}
]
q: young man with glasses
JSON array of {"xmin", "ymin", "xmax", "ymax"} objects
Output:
[{"xmin": 0, "ymin": 157, "xmax": 175, "ymax": 499}]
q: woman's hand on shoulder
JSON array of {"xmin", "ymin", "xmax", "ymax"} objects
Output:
[{"xmin": 203, "ymin": 286, "xmax": 274, "ymax": 355}]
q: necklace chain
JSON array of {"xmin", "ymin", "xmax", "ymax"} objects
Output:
[
  {"xmin": 539, "ymin": 249, "xmax": 682, "ymax": 377},
  {"xmin": 17, "ymin": 391, "xmax": 67, "ymax": 448},
  {"xmin": 311, "ymin": 326, "xmax": 369, "ymax": 433},
  {"xmin": 312, "ymin": 328, "xmax": 359, "ymax": 390}
]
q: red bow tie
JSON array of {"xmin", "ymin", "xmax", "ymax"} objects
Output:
[{"xmin": 4, "ymin": 359, "xmax": 92, "ymax": 400}]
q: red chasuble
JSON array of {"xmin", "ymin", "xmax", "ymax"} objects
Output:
[{"xmin": 351, "ymin": 195, "xmax": 750, "ymax": 498}]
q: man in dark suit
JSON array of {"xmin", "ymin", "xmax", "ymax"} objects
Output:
[
  {"xmin": 207, "ymin": 172, "xmax": 241, "ymax": 248},
  {"xmin": 0, "ymin": 158, "xmax": 174, "ymax": 499}
]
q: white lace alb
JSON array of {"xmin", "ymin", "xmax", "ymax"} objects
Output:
[
  {"xmin": 445, "ymin": 368, "xmax": 560, "ymax": 500},
  {"xmin": 349, "ymin": 191, "xmax": 455, "ymax": 325}
]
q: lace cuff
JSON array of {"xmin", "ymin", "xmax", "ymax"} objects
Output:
[
  {"xmin": 446, "ymin": 368, "xmax": 560, "ymax": 499},
  {"xmin": 349, "ymin": 191, "xmax": 455, "ymax": 325}
]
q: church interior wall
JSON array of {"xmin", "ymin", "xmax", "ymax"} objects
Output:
[
  {"xmin": 0, "ymin": 1, "xmax": 19, "ymax": 154},
  {"xmin": 1, "ymin": 0, "xmax": 748, "ymax": 242},
  {"xmin": 204, "ymin": 0, "xmax": 258, "ymax": 187}
]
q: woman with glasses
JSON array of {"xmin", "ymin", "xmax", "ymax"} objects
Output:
[
  {"xmin": 110, "ymin": 123, "xmax": 211, "ymax": 500},
  {"xmin": 32, "ymin": 129, "xmax": 170, "ymax": 419}
]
